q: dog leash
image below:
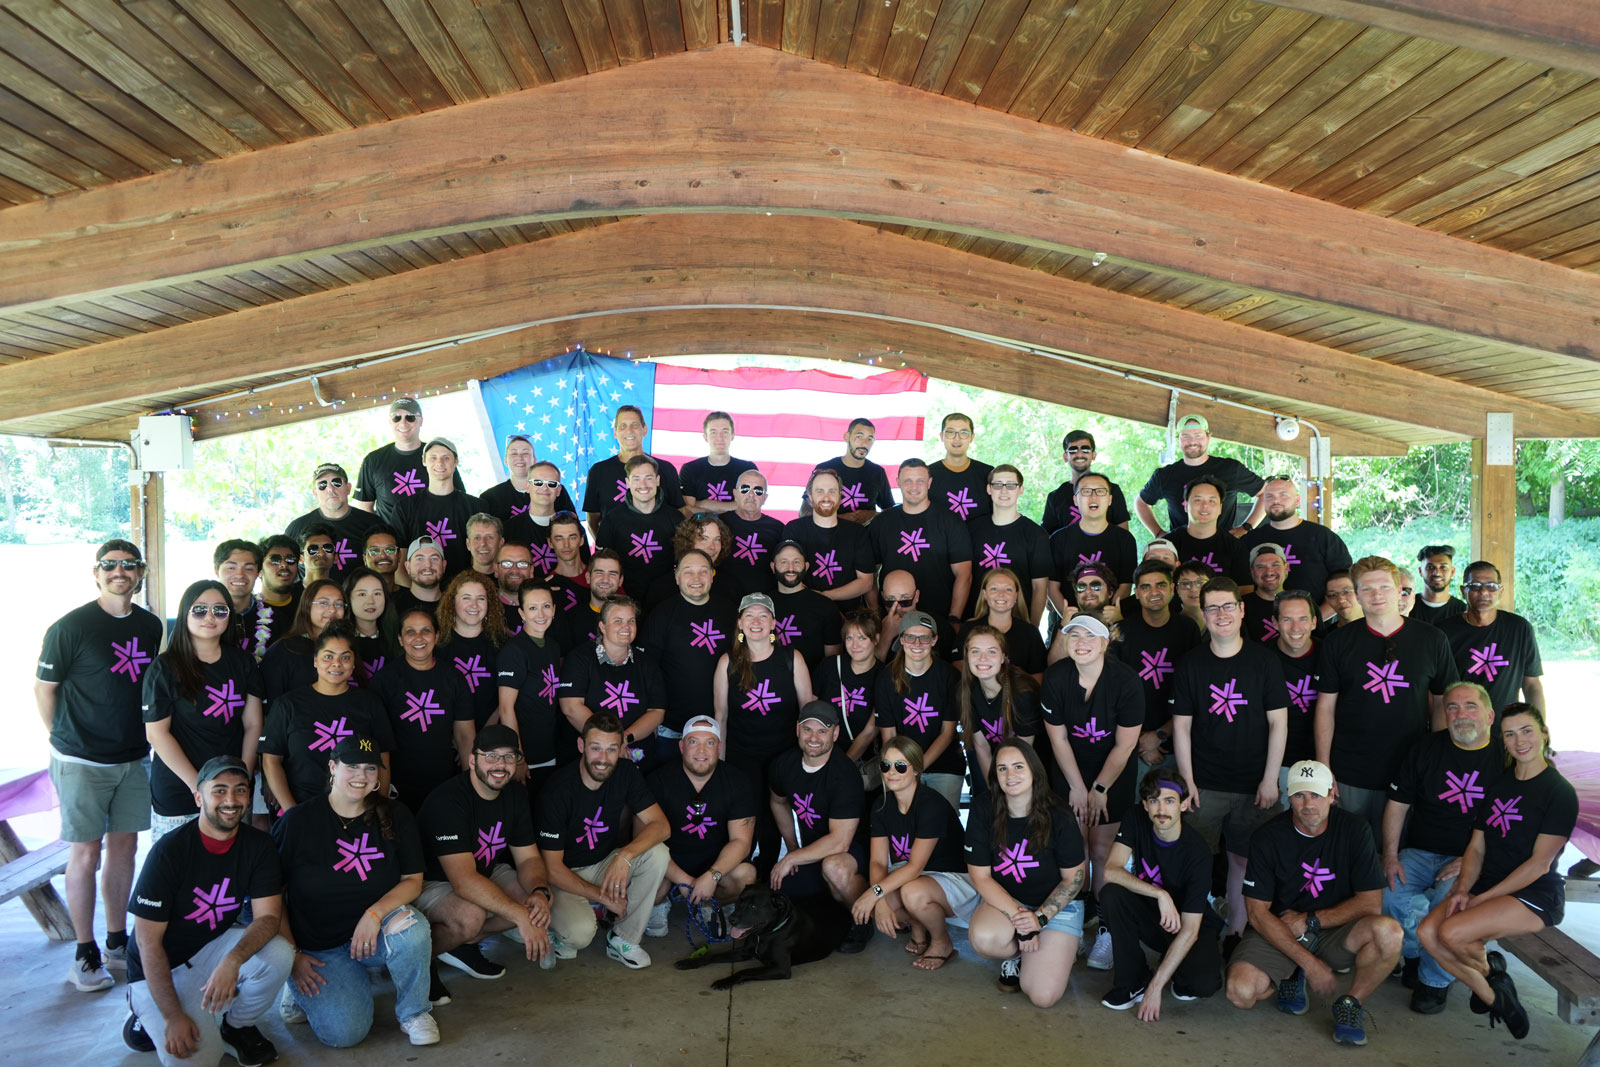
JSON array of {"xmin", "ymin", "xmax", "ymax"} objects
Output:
[{"xmin": 668, "ymin": 882, "xmax": 732, "ymax": 953}]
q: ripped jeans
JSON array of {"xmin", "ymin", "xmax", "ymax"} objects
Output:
[
  {"xmin": 1379, "ymin": 848, "xmax": 1458, "ymax": 990},
  {"xmin": 292, "ymin": 904, "xmax": 433, "ymax": 1048}
]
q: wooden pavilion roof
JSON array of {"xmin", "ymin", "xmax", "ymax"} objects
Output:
[{"xmin": 2, "ymin": 0, "xmax": 1599, "ymax": 457}]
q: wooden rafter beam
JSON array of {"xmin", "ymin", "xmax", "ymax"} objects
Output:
[
  {"xmin": 63, "ymin": 309, "xmax": 1411, "ymax": 457},
  {"xmin": 1269, "ymin": 1, "xmax": 1600, "ymax": 80},
  {"xmin": 1, "ymin": 44, "xmax": 1597, "ymax": 365},
  {"xmin": 2, "ymin": 214, "xmax": 1588, "ymax": 440}
]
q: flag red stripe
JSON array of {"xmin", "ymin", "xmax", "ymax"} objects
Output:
[
  {"xmin": 655, "ymin": 364, "xmax": 927, "ymax": 395},
  {"xmin": 650, "ymin": 409, "xmax": 924, "ymax": 440}
]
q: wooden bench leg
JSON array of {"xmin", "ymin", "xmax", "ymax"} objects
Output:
[{"xmin": 0, "ymin": 823, "xmax": 74, "ymax": 941}]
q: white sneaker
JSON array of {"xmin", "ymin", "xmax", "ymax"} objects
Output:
[
  {"xmin": 102, "ymin": 944, "xmax": 127, "ymax": 972},
  {"xmin": 548, "ymin": 932, "xmax": 577, "ymax": 961},
  {"xmin": 400, "ymin": 1011, "xmax": 440, "ymax": 1046},
  {"xmin": 67, "ymin": 956, "xmax": 114, "ymax": 992},
  {"xmin": 1087, "ymin": 927, "xmax": 1114, "ymax": 971},
  {"xmin": 605, "ymin": 931, "xmax": 652, "ymax": 969},
  {"xmin": 279, "ymin": 987, "xmax": 307, "ymax": 1024},
  {"xmin": 646, "ymin": 902, "xmax": 670, "ymax": 937}
]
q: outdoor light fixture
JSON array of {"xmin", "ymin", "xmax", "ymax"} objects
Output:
[{"xmin": 1275, "ymin": 416, "xmax": 1301, "ymax": 442}]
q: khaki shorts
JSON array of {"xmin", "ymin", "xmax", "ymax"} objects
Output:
[
  {"xmin": 416, "ymin": 862, "xmax": 524, "ymax": 915},
  {"xmin": 1188, "ymin": 789, "xmax": 1277, "ymax": 856},
  {"xmin": 50, "ymin": 756, "xmax": 150, "ymax": 841},
  {"xmin": 1229, "ymin": 923, "xmax": 1359, "ymax": 983}
]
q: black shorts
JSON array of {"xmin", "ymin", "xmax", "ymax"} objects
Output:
[{"xmin": 1511, "ymin": 872, "xmax": 1566, "ymax": 928}]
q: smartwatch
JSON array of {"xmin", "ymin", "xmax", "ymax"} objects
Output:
[
  {"xmin": 871, "ymin": 884, "xmax": 884, "ymax": 898},
  {"xmin": 1092, "ymin": 782, "xmax": 1108, "ymax": 795},
  {"xmin": 1035, "ymin": 910, "xmax": 1049, "ymax": 929},
  {"xmin": 711, "ymin": 869, "xmax": 723, "ymax": 883}
]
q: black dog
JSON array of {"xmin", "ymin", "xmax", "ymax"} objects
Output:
[{"xmin": 674, "ymin": 887, "xmax": 850, "ymax": 989}]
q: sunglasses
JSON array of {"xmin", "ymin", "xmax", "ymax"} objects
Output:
[
  {"xmin": 1075, "ymin": 582, "xmax": 1107, "ymax": 592},
  {"xmin": 265, "ymin": 553, "xmax": 299, "ymax": 566},
  {"xmin": 188, "ymin": 604, "xmax": 230, "ymax": 618},
  {"xmin": 1464, "ymin": 581, "xmax": 1502, "ymax": 592},
  {"xmin": 366, "ymin": 545, "xmax": 399, "ymax": 557},
  {"xmin": 1066, "ymin": 445, "xmax": 1094, "ymax": 454},
  {"xmin": 391, "ymin": 413, "xmax": 418, "ymax": 423},
  {"xmin": 96, "ymin": 559, "xmax": 143, "ymax": 571},
  {"xmin": 879, "ymin": 760, "xmax": 911, "ymax": 774},
  {"xmin": 303, "ymin": 544, "xmax": 335, "ymax": 556},
  {"xmin": 315, "ymin": 477, "xmax": 346, "ymax": 491},
  {"xmin": 883, "ymin": 596, "xmax": 915, "ymax": 608},
  {"xmin": 529, "ymin": 478, "xmax": 560, "ymax": 489},
  {"xmin": 738, "ymin": 485, "xmax": 767, "ymax": 496},
  {"xmin": 498, "ymin": 560, "xmax": 534, "ymax": 570}
]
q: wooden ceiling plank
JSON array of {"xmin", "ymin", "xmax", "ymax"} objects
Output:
[
  {"xmin": 1427, "ymin": 142, "xmax": 1600, "ymax": 240},
  {"xmin": 0, "ymin": 117, "xmax": 111, "ymax": 189},
  {"xmin": 0, "ymin": 145, "xmax": 79, "ymax": 196},
  {"xmin": 194, "ymin": 273, "xmax": 274, "ymax": 307},
  {"xmin": 747, "ymin": 0, "xmax": 785, "ymax": 50},
  {"xmin": 348, "ymin": 244, "xmax": 414, "ymax": 274},
  {"xmin": 304, "ymin": 253, "xmax": 378, "ymax": 287},
  {"xmin": 1005, "ymin": 0, "xmax": 1123, "ymax": 120},
  {"xmin": 594, "ymin": 0, "xmax": 653, "ymax": 64},
  {"xmin": 908, "ymin": 0, "xmax": 984, "ymax": 93},
  {"xmin": 875, "ymin": 0, "xmax": 940, "ymax": 85},
  {"xmin": 471, "ymin": 0, "xmax": 557, "ymax": 87},
  {"xmin": 239, "ymin": 265, "xmax": 318, "ymax": 299},
  {"xmin": 1551, "ymin": 242, "xmax": 1600, "ymax": 270},
  {"xmin": 405, "ymin": 237, "xmax": 459, "ymax": 265},
  {"xmin": 0, "ymin": 332, "xmax": 62, "ymax": 357},
  {"xmin": 1049, "ymin": 0, "xmax": 1204, "ymax": 133},
  {"xmin": 813, "ymin": 0, "xmax": 862, "ymax": 66},
  {"xmin": 89, "ymin": 292, "xmax": 189, "ymax": 329},
  {"xmin": 280, "ymin": 0, "xmax": 425, "ymax": 117},
  {"xmin": 1504, "ymin": 215, "xmax": 1600, "ymax": 261},
  {"xmin": 0, "ymin": 311, "xmax": 112, "ymax": 348},
  {"xmin": 939, "ymin": 0, "xmax": 1027, "ymax": 103},
  {"xmin": 400, "ymin": 238, "xmax": 458, "ymax": 267},
  {"xmin": 168, "ymin": 0, "xmax": 359, "ymax": 132},
  {"xmin": 26, "ymin": 303, "xmax": 139, "ymax": 340},
  {"xmin": 679, "ymin": 0, "xmax": 720, "ymax": 50},
  {"xmin": 1262, "ymin": 45, "xmax": 1499, "ymax": 190},
  {"xmin": 222, "ymin": 270, "xmax": 299, "ymax": 303},
  {"xmin": 142, "ymin": 281, "xmax": 236, "ymax": 317},
  {"xmin": 556, "ymin": 0, "xmax": 622, "ymax": 70},
  {"xmin": 324, "ymin": 0, "xmax": 455, "ymax": 108},
  {"xmin": 1485, "ymin": 194, "xmax": 1600, "ymax": 254},
  {"xmin": 273, "ymin": 258, "xmax": 347, "ymax": 291},
  {"xmin": 971, "ymin": 0, "xmax": 1076, "ymax": 112},
  {"xmin": 0, "ymin": 83, "xmax": 143, "ymax": 182},
  {"xmin": 781, "ymin": 0, "xmax": 822, "ymax": 58},
  {"xmin": 165, "ymin": 279, "xmax": 254, "ymax": 313},
  {"xmin": 399, "ymin": 0, "xmax": 518, "ymax": 93},
  {"xmin": 63, "ymin": 297, "xmax": 176, "ymax": 333},
  {"xmin": 372, "ymin": 0, "xmax": 484, "ymax": 100},
  {"xmin": 638, "ymin": 0, "xmax": 688, "ymax": 56},
  {"xmin": 516, "ymin": 0, "xmax": 589, "ymax": 80},
  {"xmin": 461, "ymin": 227, "xmax": 508, "ymax": 251},
  {"xmin": 0, "ymin": 52, "xmax": 179, "ymax": 175},
  {"xmin": 329, "ymin": 250, "xmax": 391, "ymax": 279}
]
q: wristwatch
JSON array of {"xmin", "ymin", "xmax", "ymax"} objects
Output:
[
  {"xmin": 1305, "ymin": 911, "xmax": 1320, "ymax": 934},
  {"xmin": 1092, "ymin": 782, "xmax": 1108, "ymax": 795},
  {"xmin": 710, "ymin": 869, "xmax": 723, "ymax": 883},
  {"xmin": 531, "ymin": 886, "xmax": 551, "ymax": 900},
  {"xmin": 1035, "ymin": 910, "xmax": 1049, "ymax": 928},
  {"xmin": 871, "ymin": 884, "xmax": 884, "ymax": 898}
]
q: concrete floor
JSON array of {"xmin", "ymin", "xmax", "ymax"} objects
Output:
[{"xmin": 2, "ymin": 881, "xmax": 1596, "ymax": 1067}]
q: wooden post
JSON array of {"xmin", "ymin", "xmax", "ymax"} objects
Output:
[
  {"xmin": 137, "ymin": 472, "xmax": 166, "ymax": 617},
  {"xmin": 1470, "ymin": 417, "xmax": 1517, "ymax": 610}
]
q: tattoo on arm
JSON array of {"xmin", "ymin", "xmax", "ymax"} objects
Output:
[{"xmin": 1042, "ymin": 868, "xmax": 1086, "ymax": 917}]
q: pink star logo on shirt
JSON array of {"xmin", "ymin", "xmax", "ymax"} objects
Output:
[
  {"xmin": 1469, "ymin": 642, "xmax": 1511, "ymax": 682},
  {"xmin": 613, "ymin": 478, "xmax": 628, "ymax": 503},
  {"xmin": 898, "ymin": 528, "xmax": 930, "ymax": 562},
  {"xmin": 1300, "ymin": 858, "xmax": 1335, "ymax": 898},
  {"xmin": 1199, "ymin": 552, "xmax": 1218, "ymax": 572},
  {"xmin": 980, "ymin": 717, "xmax": 1004, "ymax": 743},
  {"xmin": 947, "ymin": 488, "xmax": 977, "ymax": 520},
  {"xmin": 1072, "ymin": 716, "xmax": 1109, "ymax": 743},
  {"xmin": 530, "ymin": 543, "xmax": 557, "ymax": 573},
  {"xmin": 1261, "ymin": 617, "xmax": 1279, "ymax": 641},
  {"xmin": 1286, "ymin": 676, "xmax": 1315, "ymax": 713},
  {"xmin": 580, "ymin": 806, "xmax": 609, "ymax": 851},
  {"xmin": 392, "ymin": 470, "xmax": 423, "ymax": 496},
  {"xmin": 733, "ymin": 534, "xmax": 767, "ymax": 564},
  {"xmin": 1077, "ymin": 550, "xmax": 1103, "ymax": 566},
  {"xmin": 681, "ymin": 805, "xmax": 718, "ymax": 839},
  {"xmin": 454, "ymin": 654, "xmax": 490, "ymax": 693},
  {"xmin": 812, "ymin": 550, "xmax": 841, "ymax": 584},
  {"xmin": 840, "ymin": 484, "xmax": 866, "ymax": 510},
  {"xmin": 1486, "ymin": 796, "xmax": 1523, "ymax": 837},
  {"xmin": 333, "ymin": 833, "xmax": 386, "ymax": 881},
  {"xmin": 835, "ymin": 686, "xmax": 866, "ymax": 717},
  {"xmin": 601, "ymin": 680, "xmax": 639, "ymax": 716},
  {"xmin": 1138, "ymin": 858, "xmax": 1163, "ymax": 886},
  {"xmin": 706, "ymin": 480, "xmax": 731, "ymax": 502},
  {"xmin": 980, "ymin": 542, "xmax": 1011, "ymax": 570},
  {"xmin": 629, "ymin": 530, "xmax": 662, "ymax": 561},
  {"xmin": 1363, "ymin": 661, "xmax": 1411, "ymax": 703},
  {"xmin": 891, "ymin": 834, "xmax": 912, "ymax": 862},
  {"xmin": 994, "ymin": 841, "xmax": 1039, "ymax": 882},
  {"xmin": 1281, "ymin": 546, "xmax": 1302, "ymax": 566},
  {"xmin": 1138, "ymin": 648, "xmax": 1174, "ymax": 689},
  {"xmin": 402, "ymin": 689, "xmax": 443, "ymax": 731},
  {"xmin": 1208, "ymin": 679, "xmax": 1248, "ymax": 722},
  {"xmin": 689, "ymin": 619, "xmax": 725, "ymax": 654},
  {"xmin": 475, "ymin": 821, "xmax": 506, "ymax": 866},
  {"xmin": 202, "ymin": 679, "xmax": 244, "ymax": 723},
  {"xmin": 426, "ymin": 517, "xmax": 456, "ymax": 545},
  {"xmin": 1438, "ymin": 770, "xmax": 1486, "ymax": 814},
  {"xmin": 310, "ymin": 717, "xmax": 353, "ymax": 752},
  {"xmin": 333, "ymin": 538, "xmax": 358, "ymax": 568},
  {"xmin": 538, "ymin": 664, "xmax": 560, "ymax": 701},
  {"xmin": 742, "ymin": 679, "xmax": 780, "ymax": 715},
  {"xmin": 774, "ymin": 614, "xmax": 801, "ymax": 646},
  {"xmin": 185, "ymin": 877, "xmax": 239, "ymax": 930},
  {"xmin": 110, "ymin": 637, "xmax": 151, "ymax": 682},
  {"xmin": 902, "ymin": 693, "xmax": 937, "ymax": 730},
  {"xmin": 793, "ymin": 793, "xmax": 819, "ymax": 828},
  {"xmin": 510, "ymin": 503, "xmax": 530, "ymax": 519}
]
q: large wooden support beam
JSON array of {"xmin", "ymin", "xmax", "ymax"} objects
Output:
[
  {"xmin": 1270, "ymin": 1, "xmax": 1600, "ymax": 81},
  {"xmin": 2, "ymin": 45, "xmax": 1597, "ymax": 364},
  {"xmin": 65, "ymin": 308, "xmax": 1408, "ymax": 457},
  {"xmin": 1470, "ymin": 418, "xmax": 1518, "ymax": 610},
  {"xmin": 2, "ymin": 215, "xmax": 1590, "ymax": 440}
]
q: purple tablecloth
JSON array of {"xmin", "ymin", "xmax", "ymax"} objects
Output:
[
  {"xmin": 1560, "ymin": 750, "xmax": 1600, "ymax": 864},
  {"xmin": 0, "ymin": 770, "xmax": 57, "ymax": 821}
]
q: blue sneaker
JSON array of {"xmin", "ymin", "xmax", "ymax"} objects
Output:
[
  {"xmin": 1276, "ymin": 967, "xmax": 1308, "ymax": 1015},
  {"xmin": 1332, "ymin": 993, "xmax": 1369, "ymax": 1046}
]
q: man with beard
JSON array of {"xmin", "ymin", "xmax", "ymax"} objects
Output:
[
  {"xmin": 493, "ymin": 542, "xmax": 535, "ymax": 635},
  {"xmin": 360, "ymin": 526, "xmax": 402, "ymax": 593},
  {"xmin": 1047, "ymin": 561, "xmax": 1119, "ymax": 665},
  {"xmin": 1116, "ymin": 561, "xmax": 1201, "ymax": 784},
  {"xmin": 645, "ymin": 716, "xmax": 758, "ymax": 935},
  {"xmin": 399, "ymin": 439, "xmax": 482, "ymax": 579},
  {"xmin": 582, "ymin": 406, "xmax": 684, "ymax": 540},
  {"xmin": 567, "ymin": 550, "xmax": 624, "ymax": 646},
  {"xmin": 1379, "ymin": 682, "xmax": 1504, "ymax": 1014},
  {"xmin": 596, "ymin": 455, "xmax": 681, "ymax": 602},
  {"xmin": 393, "ymin": 537, "xmax": 446, "ymax": 619},
  {"xmin": 768, "ymin": 703, "xmax": 869, "ymax": 920},
  {"xmin": 1165, "ymin": 476, "xmax": 1250, "ymax": 585},
  {"xmin": 122, "ymin": 757, "xmax": 292, "ymax": 1064},
  {"xmin": 869, "ymin": 459, "xmax": 973, "ymax": 624},
  {"xmin": 1439, "ymin": 561, "xmax": 1544, "ymax": 718},
  {"xmin": 819, "ymin": 417, "xmax": 896, "ymax": 524},
  {"xmin": 479, "ymin": 437, "xmax": 577, "ymax": 545},
  {"xmin": 466, "ymin": 514, "xmax": 504, "ymax": 582},
  {"xmin": 783, "ymin": 468, "xmax": 876, "ymax": 605},
  {"xmin": 1048, "ymin": 472, "xmax": 1136, "ymax": 617},
  {"xmin": 771, "ymin": 541, "xmax": 846, "ymax": 672},
  {"xmin": 538, "ymin": 714, "xmax": 671, "ymax": 968},
  {"xmin": 353, "ymin": 397, "xmax": 464, "ymax": 528},
  {"xmin": 680, "ymin": 412, "xmax": 759, "ymax": 517},
  {"xmin": 1042, "ymin": 430, "xmax": 1131, "ymax": 533},
  {"xmin": 256, "ymin": 534, "xmax": 304, "ymax": 647},
  {"xmin": 1242, "ymin": 478, "xmax": 1350, "ymax": 605},
  {"xmin": 418, "ymin": 725, "xmax": 553, "ymax": 990},
  {"xmin": 1137, "ymin": 415, "xmax": 1266, "ymax": 537},
  {"xmin": 1411, "ymin": 545, "xmax": 1466, "ymax": 626},
  {"xmin": 640, "ymin": 549, "xmax": 737, "ymax": 762},
  {"xmin": 1242, "ymin": 544, "xmax": 1289, "ymax": 643},
  {"xmin": 285, "ymin": 462, "xmax": 379, "ymax": 580},
  {"xmin": 37, "ymin": 539, "xmax": 165, "ymax": 991},
  {"xmin": 299, "ymin": 524, "xmax": 338, "ymax": 586},
  {"xmin": 1271, "ymin": 591, "xmax": 1322, "ymax": 790},
  {"xmin": 721, "ymin": 469, "xmax": 785, "ymax": 601}
]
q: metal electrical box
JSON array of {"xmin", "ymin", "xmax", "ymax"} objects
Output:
[{"xmin": 134, "ymin": 415, "xmax": 195, "ymax": 471}]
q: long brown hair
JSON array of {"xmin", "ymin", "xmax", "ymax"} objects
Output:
[
  {"xmin": 957, "ymin": 624, "xmax": 1037, "ymax": 750},
  {"xmin": 972, "ymin": 567, "xmax": 1024, "ymax": 621},
  {"xmin": 162, "ymin": 579, "xmax": 231, "ymax": 703},
  {"xmin": 274, "ymin": 577, "xmax": 344, "ymax": 649},
  {"xmin": 1500, "ymin": 702, "xmax": 1556, "ymax": 767},
  {"xmin": 435, "ymin": 571, "xmax": 508, "ymax": 648},
  {"xmin": 728, "ymin": 603, "xmax": 773, "ymax": 692},
  {"xmin": 987, "ymin": 740, "xmax": 1058, "ymax": 856}
]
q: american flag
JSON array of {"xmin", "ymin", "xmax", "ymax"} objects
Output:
[{"xmin": 472, "ymin": 351, "xmax": 928, "ymax": 521}]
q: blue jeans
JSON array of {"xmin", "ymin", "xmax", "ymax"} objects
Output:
[
  {"xmin": 293, "ymin": 904, "xmax": 433, "ymax": 1047},
  {"xmin": 1380, "ymin": 848, "xmax": 1457, "ymax": 989}
]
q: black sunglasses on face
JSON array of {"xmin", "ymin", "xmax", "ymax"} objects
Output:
[
  {"xmin": 392, "ymin": 413, "xmax": 418, "ymax": 423},
  {"xmin": 315, "ymin": 477, "xmax": 346, "ymax": 491},
  {"xmin": 188, "ymin": 604, "xmax": 231, "ymax": 618},
  {"xmin": 879, "ymin": 760, "xmax": 911, "ymax": 774},
  {"xmin": 97, "ymin": 559, "xmax": 143, "ymax": 572}
]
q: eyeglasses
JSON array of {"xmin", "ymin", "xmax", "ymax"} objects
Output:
[
  {"xmin": 303, "ymin": 544, "xmax": 335, "ymax": 556},
  {"xmin": 265, "ymin": 553, "xmax": 299, "ymax": 566},
  {"xmin": 311, "ymin": 598, "xmax": 346, "ymax": 610},
  {"xmin": 476, "ymin": 751, "xmax": 521, "ymax": 766},
  {"xmin": 498, "ymin": 560, "xmax": 534, "ymax": 570},
  {"xmin": 883, "ymin": 596, "xmax": 915, "ymax": 608},
  {"xmin": 529, "ymin": 478, "xmax": 560, "ymax": 489},
  {"xmin": 1075, "ymin": 582, "xmax": 1106, "ymax": 592},
  {"xmin": 96, "ymin": 559, "xmax": 143, "ymax": 571},
  {"xmin": 391, "ymin": 413, "xmax": 418, "ymax": 423},
  {"xmin": 1066, "ymin": 445, "xmax": 1094, "ymax": 454},
  {"xmin": 315, "ymin": 477, "xmax": 346, "ymax": 491},
  {"xmin": 989, "ymin": 481, "xmax": 1020, "ymax": 491},
  {"xmin": 738, "ymin": 485, "xmax": 767, "ymax": 496},
  {"xmin": 1076, "ymin": 487, "xmax": 1110, "ymax": 498},
  {"xmin": 1202, "ymin": 603, "xmax": 1242, "ymax": 616},
  {"xmin": 188, "ymin": 604, "xmax": 230, "ymax": 618},
  {"xmin": 365, "ymin": 545, "xmax": 398, "ymax": 557},
  {"xmin": 879, "ymin": 760, "xmax": 911, "ymax": 774},
  {"xmin": 943, "ymin": 429, "xmax": 973, "ymax": 439},
  {"xmin": 1464, "ymin": 581, "xmax": 1502, "ymax": 592},
  {"xmin": 901, "ymin": 633, "xmax": 935, "ymax": 646},
  {"xmin": 1176, "ymin": 579, "xmax": 1206, "ymax": 590}
]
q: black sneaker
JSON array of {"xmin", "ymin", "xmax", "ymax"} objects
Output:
[
  {"xmin": 1101, "ymin": 985, "xmax": 1146, "ymax": 1010},
  {"xmin": 837, "ymin": 922, "xmax": 874, "ymax": 955},
  {"xmin": 218, "ymin": 1020, "xmax": 279, "ymax": 1067},
  {"xmin": 1486, "ymin": 969, "xmax": 1530, "ymax": 1039},
  {"xmin": 122, "ymin": 1011, "xmax": 155, "ymax": 1053},
  {"xmin": 1400, "ymin": 956, "xmax": 1420, "ymax": 989},
  {"xmin": 1411, "ymin": 982, "xmax": 1450, "ymax": 1014},
  {"xmin": 428, "ymin": 963, "xmax": 452, "ymax": 1006},
  {"xmin": 996, "ymin": 955, "xmax": 1021, "ymax": 992},
  {"xmin": 1472, "ymin": 950, "xmax": 1507, "ymax": 1015},
  {"xmin": 436, "ymin": 941, "xmax": 506, "ymax": 980}
]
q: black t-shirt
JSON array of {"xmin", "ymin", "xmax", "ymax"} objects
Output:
[
  {"xmin": 639, "ymin": 594, "xmax": 737, "ymax": 732},
  {"xmin": 1041, "ymin": 476, "xmax": 1131, "ymax": 533},
  {"xmin": 1272, "ymin": 642, "xmax": 1321, "ymax": 766},
  {"xmin": 418, "ymin": 773, "xmax": 537, "ymax": 882},
  {"xmin": 868, "ymin": 506, "xmax": 973, "ymax": 619},
  {"xmin": 724, "ymin": 651, "xmax": 805, "ymax": 765},
  {"xmin": 1049, "ymin": 523, "xmax": 1138, "ymax": 595},
  {"xmin": 1139, "ymin": 457, "xmax": 1265, "ymax": 532},
  {"xmin": 979, "ymin": 618, "xmax": 1046, "ymax": 676},
  {"xmin": 647, "ymin": 761, "xmax": 758, "ymax": 873},
  {"xmin": 767, "ymin": 748, "xmax": 866, "ymax": 849},
  {"xmin": 581, "ymin": 454, "xmax": 685, "ymax": 520},
  {"xmin": 1315, "ymin": 620, "xmax": 1458, "ymax": 789},
  {"xmin": 1244, "ymin": 806, "xmax": 1384, "ymax": 916},
  {"xmin": 284, "ymin": 507, "xmax": 382, "ymax": 580},
  {"xmin": 547, "ymin": 573, "xmax": 588, "ymax": 619},
  {"xmin": 351, "ymin": 630, "xmax": 396, "ymax": 686},
  {"xmin": 781, "ymin": 516, "xmax": 874, "ymax": 598},
  {"xmin": 1115, "ymin": 611, "xmax": 1202, "ymax": 730},
  {"xmin": 680, "ymin": 456, "xmax": 760, "ymax": 506},
  {"xmin": 127, "ymin": 822, "xmax": 282, "ymax": 981},
  {"xmin": 721, "ymin": 513, "xmax": 787, "ymax": 600},
  {"xmin": 1440, "ymin": 612, "xmax": 1543, "ymax": 716},
  {"xmin": 927, "ymin": 458, "xmax": 995, "ymax": 523},
  {"xmin": 368, "ymin": 660, "xmax": 475, "ymax": 807},
  {"xmin": 772, "ymin": 587, "xmax": 843, "ymax": 673},
  {"xmin": 559, "ymin": 646, "xmax": 667, "ymax": 736},
  {"xmin": 817, "ymin": 456, "xmax": 895, "ymax": 513},
  {"xmin": 261, "ymin": 636, "xmax": 317, "ymax": 704},
  {"xmin": 398, "ymin": 490, "xmax": 484, "ymax": 578},
  {"xmin": 1170, "ymin": 642, "xmax": 1288, "ymax": 794},
  {"xmin": 1241, "ymin": 521, "xmax": 1352, "ymax": 604},
  {"xmin": 272, "ymin": 797, "xmax": 425, "ymax": 951},
  {"xmin": 537, "ymin": 759, "xmax": 658, "ymax": 868},
  {"xmin": 871, "ymin": 785, "xmax": 965, "ymax": 873},
  {"xmin": 1241, "ymin": 594, "xmax": 1281, "ymax": 645},
  {"xmin": 478, "ymin": 478, "xmax": 578, "ymax": 547},
  {"xmin": 1115, "ymin": 805, "xmax": 1220, "ymax": 924},
  {"xmin": 874, "ymin": 659, "xmax": 964, "ymax": 776},
  {"xmin": 812, "ymin": 656, "xmax": 882, "ymax": 744},
  {"xmin": 232, "ymin": 593, "xmax": 299, "ymax": 663},
  {"xmin": 493, "ymin": 634, "xmax": 567, "ymax": 768},
  {"xmin": 1411, "ymin": 595, "xmax": 1467, "ymax": 627},
  {"xmin": 965, "ymin": 796, "xmax": 1085, "ymax": 909},
  {"xmin": 259, "ymin": 686, "xmax": 395, "ymax": 807},
  {"xmin": 354, "ymin": 443, "xmax": 465, "ymax": 529},
  {"xmin": 596, "ymin": 503, "xmax": 682, "ymax": 602},
  {"xmin": 436, "ymin": 631, "xmax": 501, "ymax": 728},
  {"xmin": 967, "ymin": 515, "xmax": 1053, "ymax": 620},
  {"xmin": 1166, "ymin": 526, "xmax": 1250, "ymax": 585},
  {"xmin": 141, "ymin": 648, "xmax": 267, "ymax": 816},
  {"xmin": 38, "ymin": 600, "xmax": 165, "ymax": 764},
  {"xmin": 1475, "ymin": 764, "xmax": 1579, "ymax": 891},
  {"xmin": 1389, "ymin": 731, "xmax": 1505, "ymax": 857},
  {"xmin": 967, "ymin": 679, "xmax": 1043, "ymax": 749},
  {"xmin": 1039, "ymin": 658, "xmax": 1145, "ymax": 784}
]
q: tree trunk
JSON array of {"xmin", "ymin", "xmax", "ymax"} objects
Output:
[{"xmin": 1550, "ymin": 475, "xmax": 1566, "ymax": 528}]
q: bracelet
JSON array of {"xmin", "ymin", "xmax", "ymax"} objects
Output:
[
  {"xmin": 621, "ymin": 853, "xmax": 634, "ymax": 868},
  {"xmin": 531, "ymin": 886, "xmax": 552, "ymax": 900},
  {"xmin": 365, "ymin": 909, "xmax": 383, "ymax": 923},
  {"xmin": 1016, "ymin": 930, "xmax": 1038, "ymax": 942}
]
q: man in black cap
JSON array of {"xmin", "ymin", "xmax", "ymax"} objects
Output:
[
  {"xmin": 391, "ymin": 537, "xmax": 446, "ymax": 620},
  {"xmin": 123, "ymin": 756, "xmax": 293, "ymax": 1066},
  {"xmin": 417, "ymin": 724, "xmax": 553, "ymax": 991},
  {"xmin": 399, "ymin": 439, "xmax": 482, "ymax": 578},
  {"xmin": 353, "ymin": 397, "xmax": 463, "ymax": 528},
  {"xmin": 285, "ymin": 462, "xmax": 380, "ymax": 580}
]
